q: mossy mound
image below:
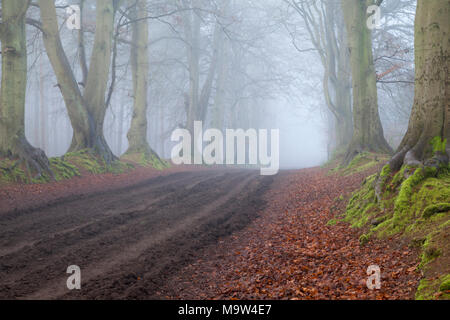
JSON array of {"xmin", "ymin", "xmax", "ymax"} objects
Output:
[
  {"xmin": 0, "ymin": 156, "xmax": 81, "ymax": 184},
  {"xmin": 342, "ymin": 163, "xmax": 450, "ymax": 299},
  {"xmin": 0, "ymin": 158, "xmax": 30, "ymax": 184},
  {"xmin": 0, "ymin": 149, "xmax": 135, "ymax": 184},
  {"xmin": 416, "ymin": 273, "xmax": 450, "ymax": 300},
  {"xmin": 327, "ymin": 152, "xmax": 389, "ymax": 176},
  {"xmin": 321, "ymin": 148, "xmax": 347, "ymax": 169},
  {"xmin": 121, "ymin": 152, "xmax": 170, "ymax": 171},
  {"xmin": 64, "ymin": 149, "xmax": 134, "ymax": 175}
]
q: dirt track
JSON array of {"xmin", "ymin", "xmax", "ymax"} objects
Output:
[{"xmin": 0, "ymin": 170, "xmax": 273, "ymax": 299}]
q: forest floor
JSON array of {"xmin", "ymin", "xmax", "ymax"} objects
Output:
[
  {"xmin": 0, "ymin": 163, "xmax": 423, "ymax": 299},
  {"xmin": 158, "ymin": 166, "xmax": 422, "ymax": 300}
]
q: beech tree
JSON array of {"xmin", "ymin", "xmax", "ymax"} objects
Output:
[
  {"xmin": 0, "ymin": 0, "xmax": 53, "ymax": 178},
  {"xmin": 287, "ymin": 0, "xmax": 353, "ymax": 153},
  {"xmin": 178, "ymin": 0, "xmax": 221, "ymax": 132},
  {"xmin": 389, "ymin": 0, "xmax": 449, "ymax": 170},
  {"xmin": 341, "ymin": 0, "xmax": 393, "ymax": 164},
  {"xmin": 125, "ymin": 0, "xmax": 161, "ymax": 162},
  {"xmin": 39, "ymin": 0, "xmax": 119, "ymax": 163}
]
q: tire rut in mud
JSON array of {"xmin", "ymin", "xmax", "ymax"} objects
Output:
[{"xmin": 0, "ymin": 170, "xmax": 272, "ymax": 299}]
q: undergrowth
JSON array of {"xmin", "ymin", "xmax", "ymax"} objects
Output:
[
  {"xmin": 331, "ymin": 154, "xmax": 450, "ymax": 300},
  {"xmin": 0, "ymin": 149, "xmax": 143, "ymax": 185},
  {"xmin": 121, "ymin": 151, "xmax": 170, "ymax": 170}
]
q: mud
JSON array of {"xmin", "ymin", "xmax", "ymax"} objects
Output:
[{"xmin": 0, "ymin": 169, "xmax": 273, "ymax": 299}]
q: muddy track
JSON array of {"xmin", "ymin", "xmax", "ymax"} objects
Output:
[{"xmin": 0, "ymin": 170, "xmax": 273, "ymax": 299}]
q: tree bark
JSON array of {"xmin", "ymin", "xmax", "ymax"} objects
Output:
[
  {"xmin": 334, "ymin": 7, "xmax": 353, "ymax": 150},
  {"xmin": 125, "ymin": 0, "xmax": 160, "ymax": 161},
  {"xmin": 0, "ymin": 0, "xmax": 53, "ymax": 179},
  {"xmin": 83, "ymin": 0, "xmax": 117, "ymax": 163},
  {"xmin": 39, "ymin": 0, "xmax": 92, "ymax": 151},
  {"xmin": 184, "ymin": 2, "xmax": 201, "ymax": 135},
  {"xmin": 197, "ymin": 22, "xmax": 221, "ymax": 123},
  {"xmin": 389, "ymin": 0, "xmax": 449, "ymax": 171},
  {"xmin": 293, "ymin": 0, "xmax": 353, "ymax": 153},
  {"xmin": 341, "ymin": 0, "xmax": 393, "ymax": 165},
  {"xmin": 212, "ymin": 37, "xmax": 227, "ymax": 131},
  {"xmin": 40, "ymin": 0, "xmax": 119, "ymax": 162}
]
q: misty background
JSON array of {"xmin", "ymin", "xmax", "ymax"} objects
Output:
[{"xmin": 21, "ymin": 0, "xmax": 415, "ymax": 169}]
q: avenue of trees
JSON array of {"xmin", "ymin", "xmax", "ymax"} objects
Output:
[{"xmin": 0, "ymin": 0, "xmax": 448, "ymax": 176}]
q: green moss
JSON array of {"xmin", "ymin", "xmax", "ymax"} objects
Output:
[
  {"xmin": 64, "ymin": 150, "xmax": 107, "ymax": 174},
  {"xmin": 416, "ymin": 278, "xmax": 437, "ymax": 300},
  {"xmin": 344, "ymin": 164, "xmax": 450, "ymax": 299},
  {"xmin": 416, "ymin": 274, "xmax": 450, "ymax": 300},
  {"xmin": 430, "ymin": 136, "xmax": 447, "ymax": 154},
  {"xmin": 342, "ymin": 152, "xmax": 373, "ymax": 176},
  {"xmin": 1, "ymin": 157, "xmax": 81, "ymax": 184},
  {"xmin": 122, "ymin": 152, "xmax": 170, "ymax": 170},
  {"xmin": 388, "ymin": 166, "xmax": 407, "ymax": 192},
  {"xmin": 419, "ymin": 241, "xmax": 441, "ymax": 269},
  {"xmin": 345, "ymin": 166, "xmax": 450, "ymax": 236},
  {"xmin": 344, "ymin": 174, "xmax": 380, "ymax": 228},
  {"xmin": 61, "ymin": 149, "xmax": 134, "ymax": 175},
  {"xmin": 439, "ymin": 274, "xmax": 450, "ymax": 292},
  {"xmin": 380, "ymin": 164, "xmax": 391, "ymax": 178},
  {"xmin": 49, "ymin": 158, "xmax": 80, "ymax": 180},
  {"xmin": 389, "ymin": 168, "xmax": 426, "ymax": 231},
  {"xmin": 0, "ymin": 159, "xmax": 27, "ymax": 184},
  {"xmin": 422, "ymin": 203, "xmax": 450, "ymax": 218},
  {"xmin": 346, "ymin": 152, "xmax": 369, "ymax": 169},
  {"xmin": 327, "ymin": 218, "xmax": 338, "ymax": 226},
  {"xmin": 359, "ymin": 234, "xmax": 370, "ymax": 246},
  {"xmin": 0, "ymin": 149, "xmax": 138, "ymax": 185},
  {"xmin": 149, "ymin": 154, "xmax": 170, "ymax": 170},
  {"xmin": 327, "ymin": 152, "xmax": 389, "ymax": 177}
]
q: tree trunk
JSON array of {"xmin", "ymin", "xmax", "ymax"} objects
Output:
[
  {"xmin": 197, "ymin": 25, "xmax": 219, "ymax": 123},
  {"xmin": 40, "ymin": 0, "xmax": 118, "ymax": 163},
  {"xmin": 294, "ymin": 0, "xmax": 353, "ymax": 154},
  {"xmin": 335, "ymin": 10, "xmax": 353, "ymax": 151},
  {"xmin": 39, "ymin": 52, "xmax": 48, "ymax": 153},
  {"xmin": 389, "ymin": 0, "xmax": 449, "ymax": 171},
  {"xmin": 181, "ymin": 1, "xmax": 220, "ymax": 161},
  {"xmin": 83, "ymin": 0, "xmax": 117, "ymax": 163},
  {"xmin": 184, "ymin": 4, "xmax": 201, "ymax": 135},
  {"xmin": 39, "ymin": 0, "xmax": 92, "ymax": 151},
  {"xmin": 0, "ymin": 0, "xmax": 53, "ymax": 179},
  {"xmin": 341, "ymin": 0, "xmax": 393, "ymax": 165},
  {"xmin": 212, "ymin": 13, "xmax": 228, "ymax": 131},
  {"xmin": 125, "ymin": 0, "xmax": 160, "ymax": 161}
]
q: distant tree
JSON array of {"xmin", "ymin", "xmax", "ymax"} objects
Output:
[
  {"xmin": 287, "ymin": 0, "xmax": 353, "ymax": 154},
  {"xmin": 125, "ymin": 0, "xmax": 161, "ymax": 162},
  {"xmin": 341, "ymin": 0, "xmax": 393, "ymax": 164}
]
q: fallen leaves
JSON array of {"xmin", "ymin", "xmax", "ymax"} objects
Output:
[{"xmin": 160, "ymin": 167, "xmax": 422, "ymax": 300}]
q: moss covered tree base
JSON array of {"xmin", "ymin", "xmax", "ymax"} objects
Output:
[
  {"xmin": 327, "ymin": 151, "xmax": 389, "ymax": 176},
  {"xmin": 341, "ymin": 162, "xmax": 450, "ymax": 299},
  {"xmin": 68, "ymin": 133, "xmax": 118, "ymax": 166},
  {"xmin": 122, "ymin": 147, "xmax": 170, "ymax": 171},
  {"xmin": 0, "ymin": 149, "xmax": 135, "ymax": 185},
  {"xmin": 0, "ymin": 136, "xmax": 55, "ymax": 183}
]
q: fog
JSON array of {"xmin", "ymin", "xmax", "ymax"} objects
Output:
[{"xmin": 19, "ymin": 0, "xmax": 415, "ymax": 169}]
